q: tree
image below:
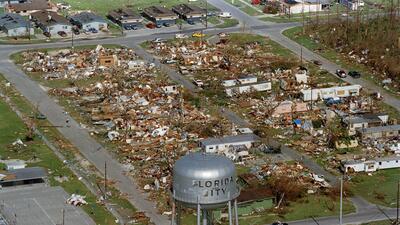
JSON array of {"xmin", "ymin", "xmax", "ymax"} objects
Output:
[{"xmin": 325, "ymin": 117, "xmax": 350, "ymax": 147}]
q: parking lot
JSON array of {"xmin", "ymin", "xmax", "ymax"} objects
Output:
[{"xmin": 0, "ymin": 185, "xmax": 95, "ymax": 225}]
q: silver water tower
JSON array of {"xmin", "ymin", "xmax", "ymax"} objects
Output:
[{"xmin": 171, "ymin": 152, "xmax": 240, "ymax": 225}]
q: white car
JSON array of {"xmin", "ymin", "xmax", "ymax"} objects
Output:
[
  {"xmin": 218, "ymin": 12, "xmax": 232, "ymax": 18},
  {"xmin": 175, "ymin": 33, "xmax": 188, "ymax": 39},
  {"xmin": 193, "ymin": 79, "xmax": 204, "ymax": 87},
  {"xmin": 153, "ymin": 38, "xmax": 165, "ymax": 43}
]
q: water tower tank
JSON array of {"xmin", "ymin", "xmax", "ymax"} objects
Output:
[{"xmin": 172, "ymin": 152, "xmax": 240, "ymax": 209}]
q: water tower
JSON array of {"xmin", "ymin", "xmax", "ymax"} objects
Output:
[{"xmin": 171, "ymin": 152, "xmax": 240, "ymax": 225}]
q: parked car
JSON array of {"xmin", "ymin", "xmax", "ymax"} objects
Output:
[
  {"xmin": 312, "ymin": 60, "xmax": 322, "ymax": 66},
  {"xmin": 192, "ymin": 32, "xmax": 205, "ymax": 38},
  {"xmin": 175, "ymin": 33, "xmax": 188, "ymax": 39},
  {"xmin": 348, "ymin": 70, "xmax": 361, "ymax": 78},
  {"xmin": 72, "ymin": 28, "xmax": 80, "ymax": 35},
  {"xmin": 163, "ymin": 22, "xmax": 171, "ymax": 27},
  {"xmin": 124, "ymin": 25, "xmax": 132, "ymax": 30},
  {"xmin": 324, "ymin": 97, "xmax": 342, "ymax": 106},
  {"xmin": 272, "ymin": 222, "xmax": 288, "ymax": 225},
  {"xmin": 146, "ymin": 23, "xmax": 156, "ymax": 29},
  {"xmin": 193, "ymin": 79, "xmax": 204, "ymax": 87},
  {"xmin": 161, "ymin": 59, "xmax": 177, "ymax": 64},
  {"xmin": 207, "ymin": 11, "xmax": 216, "ymax": 16},
  {"xmin": 218, "ymin": 12, "xmax": 232, "ymax": 18},
  {"xmin": 130, "ymin": 25, "xmax": 138, "ymax": 30},
  {"xmin": 153, "ymin": 38, "xmax": 165, "ymax": 43},
  {"xmin": 218, "ymin": 32, "xmax": 229, "ymax": 38},
  {"xmin": 88, "ymin": 28, "xmax": 98, "ymax": 33},
  {"xmin": 36, "ymin": 113, "xmax": 47, "ymax": 120},
  {"xmin": 43, "ymin": 31, "xmax": 51, "ymax": 37},
  {"xmin": 58, "ymin": 31, "xmax": 67, "ymax": 37},
  {"xmin": 187, "ymin": 20, "xmax": 195, "ymax": 25},
  {"xmin": 335, "ymin": 69, "xmax": 347, "ymax": 78}
]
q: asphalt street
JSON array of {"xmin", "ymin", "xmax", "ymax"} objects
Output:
[{"xmin": 0, "ymin": 1, "xmax": 398, "ymax": 224}]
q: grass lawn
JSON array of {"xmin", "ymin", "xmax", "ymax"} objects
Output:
[
  {"xmin": 362, "ymin": 220, "xmax": 392, "ymax": 225},
  {"xmin": 55, "ymin": 0, "xmax": 215, "ymax": 15},
  {"xmin": 180, "ymin": 195, "xmax": 355, "ymax": 224},
  {"xmin": 0, "ymin": 98, "xmax": 119, "ymax": 225},
  {"xmin": 283, "ymin": 26, "xmax": 400, "ymax": 98},
  {"xmin": 351, "ymin": 168, "xmax": 400, "ymax": 207},
  {"xmin": 216, "ymin": 18, "xmax": 239, "ymax": 28},
  {"xmin": 0, "ymin": 73, "xmax": 141, "ymax": 224},
  {"xmin": 223, "ymin": 0, "xmax": 263, "ymax": 16}
]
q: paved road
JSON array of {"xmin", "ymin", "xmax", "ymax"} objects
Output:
[
  {"xmin": 0, "ymin": 2, "xmax": 398, "ymax": 225},
  {"xmin": 0, "ymin": 60, "xmax": 170, "ymax": 224}
]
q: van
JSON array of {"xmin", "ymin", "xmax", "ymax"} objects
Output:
[{"xmin": 218, "ymin": 12, "xmax": 232, "ymax": 18}]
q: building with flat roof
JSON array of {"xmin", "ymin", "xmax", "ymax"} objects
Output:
[
  {"xmin": 172, "ymin": 4, "xmax": 206, "ymax": 23},
  {"xmin": 342, "ymin": 155, "xmax": 400, "ymax": 173},
  {"xmin": 0, "ymin": 186, "xmax": 96, "ymax": 225},
  {"xmin": 357, "ymin": 124, "xmax": 400, "ymax": 140},
  {"xmin": 142, "ymin": 6, "xmax": 178, "ymax": 27},
  {"xmin": 0, "ymin": 0, "xmax": 28, "ymax": 7},
  {"xmin": 107, "ymin": 8, "xmax": 143, "ymax": 29},
  {"xmin": 199, "ymin": 134, "xmax": 261, "ymax": 153},
  {"xmin": 7, "ymin": 0, "xmax": 56, "ymax": 16},
  {"xmin": 300, "ymin": 84, "xmax": 362, "ymax": 101},
  {"xmin": 0, "ymin": 13, "xmax": 33, "ymax": 37},
  {"xmin": 31, "ymin": 10, "xmax": 71, "ymax": 35},
  {"xmin": 70, "ymin": 12, "xmax": 108, "ymax": 31},
  {"xmin": 0, "ymin": 167, "xmax": 47, "ymax": 187}
]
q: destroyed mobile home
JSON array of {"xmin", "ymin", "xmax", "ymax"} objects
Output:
[
  {"xmin": 145, "ymin": 34, "xmax": 399, "ymax": 176},
  {"xmin": 17, "ymin": 45, "xmax": 236, "ymax": 210}
]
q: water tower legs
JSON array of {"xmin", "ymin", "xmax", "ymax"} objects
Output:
[
  {"xmin": 234, "ymin": 199, "xmax": 239, "ymax": 225},
  {"xmin": 228, "ymin": 200, "xmax": 233, "ymax": 225}
]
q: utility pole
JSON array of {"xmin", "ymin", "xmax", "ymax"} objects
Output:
[
  {"xmin": 397, "ymin": 180, "xmax": 399, "ymax": 225},
  {"xmin": 302, "ymin": 1, "xmax": 305, "ymax": 34},
  {"xmin": 28, "ymin": 15, "xmax": 31, "ymax": 41},
  {"xmin": 71, "ymin": 28, "xmax": 74, "ymax": 49},
  {"xmin": 62, "ymin": 208, "xmax": 65, "ymax": 225},
  {"xmin": 205, "ymin": 0, "xmax": 208, "ymax": 29},
  {"xmin": 300, "ymin": 47, "xmax": 303, "ymax": 65},
  {"xmin": 104, "ymin": 161, "xmax": 107, "ymax": 200},
  {"xmin": 339, "ymin": 176, "xmax": 343, "ymax": 225}
]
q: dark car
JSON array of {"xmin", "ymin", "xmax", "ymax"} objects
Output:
[
  {"xmin": 324, "ymin": 97, "xmax": 342, "ymax": 106},
  {"xmin": 163, "ymin": 22, "xmax": 170, "ymax": 27},
  {"xmin": 272, "ymin": 222, "xmax": 288, "ymax": 225},
  {"xmin": 72, "ymin": 28, "xmax": 80, "ymax": 35},
  {"xmin": 146, "ymin": 23, "xmax": 156, "ymax": 29},
  {"xmin": 348, "ymin": 71, "xmax": 361, "ymax": 78},
  {"xmin": 43, "ymin": 31, "xmax": 51, "ymax": 37},
  {"xmin": 312, "ymin": 60, "xmax": 322, "ymax": 66},
  {"xmin": 36, "ymin": 113, "xmax": 47, "ymax": 120},
  {"xmin": 335, "ymin": 69, "xmax": 347, "ymax": 78},
  {"xmin": 187, "ymin": 20, "xmax": 195, "ymax": 25},
  {"xmin": 124, "ymin": 25, "xmax": 132, "ymax": 30},
  {"xmin": 58, "ymin": 31, "xmax": 67, "ymax": 37},
  {"xmin": 130, "ymin": 25, "xmax": 138, "ymax": 30}
]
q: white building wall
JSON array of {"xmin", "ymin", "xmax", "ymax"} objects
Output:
[
  {"xmin": 301, "ymin": 85, "xmax": 361, "ymax": 101},
  {"xmin": 203, "ymin": 141, "xmax": 253, "ymax": 153},
  {"xmin": 222, "ymin": 79, "xmax": 237, "ymax": 87},
  {"xmin": 7, "ymin": 27, "xmax": 34, "ymax": 37},
  {"xmin": 48, "ymin": 24, "xmax": 72, "ymax": 35},
  {"xmin": 287, "ymin": 3, "xmax": 322, "ymax": 14},
  {"xmin": 82, "ymin": 22, "xmax": 107, "ymax": 31},
  {"xmin": 377, "ymin": 159, "xmax": 400, "ymax": 170},
  {"xmin": 238, "ymin": 77, "xmax": 257, "ymax": 85}
]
